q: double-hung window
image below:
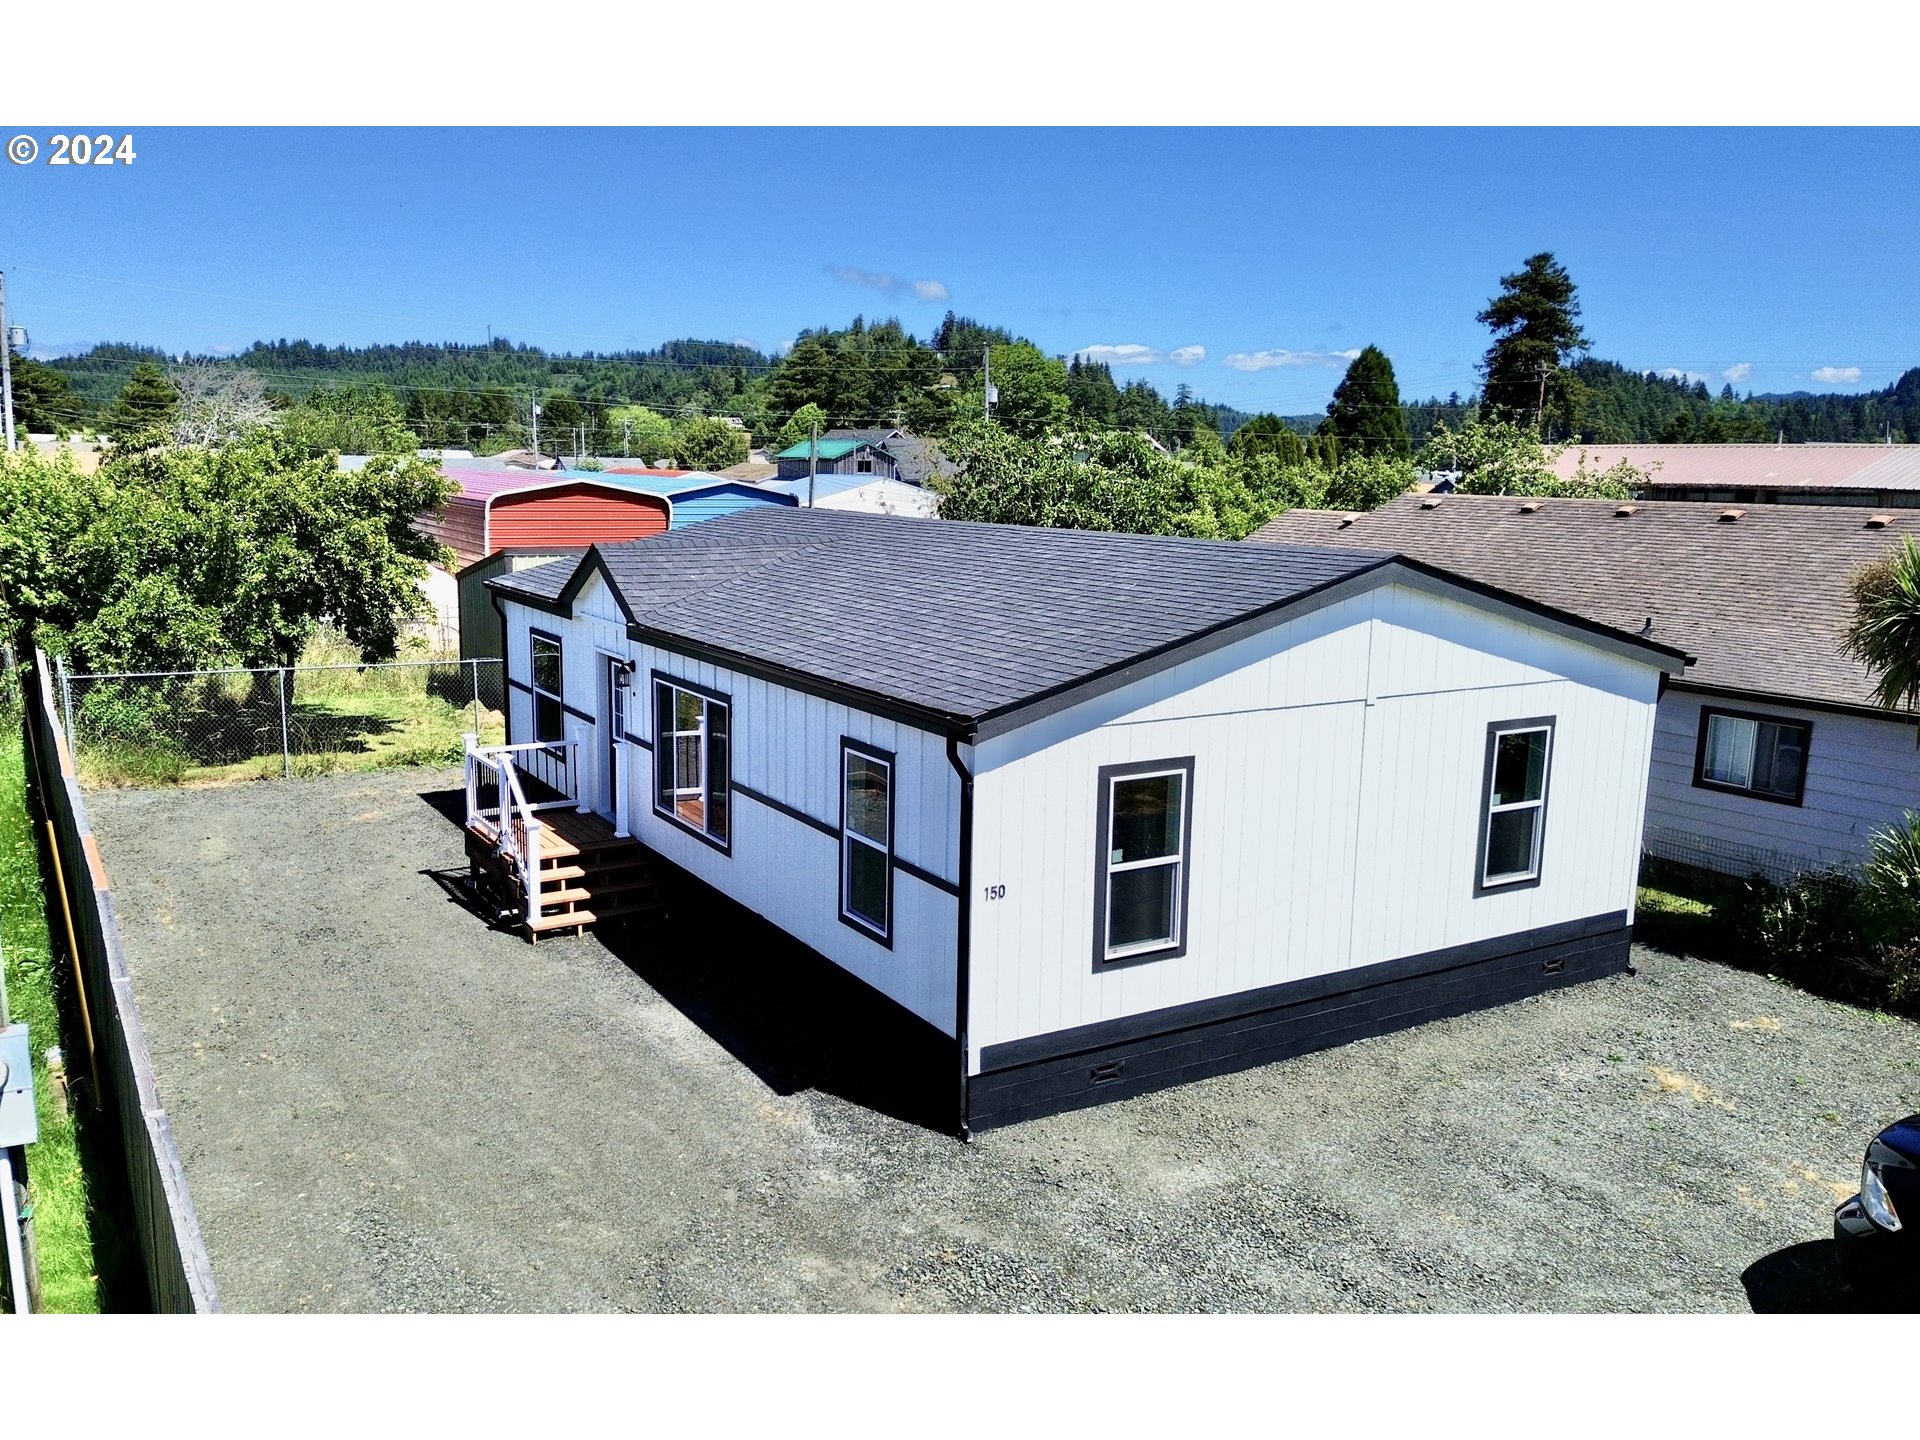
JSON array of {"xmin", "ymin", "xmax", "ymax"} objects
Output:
[
  {"xmin": 840, "ymin": 741, "xmax": 893, "ymax": 943},
  {"xmin": 1092, "ymin": 758, "xmax": 1194, "ymax": 967},
  {"xmin": 1694, "ymin": 708, "xmax": 1810, "ymax": 805},
  {"xmin": 652, "ymin": 675, "xmax": 730, "ymax": 849},
  {"xmin": 1477, "ymin": 718, "xmax": 1554, "ymax": 892},
  {"xmin": 530, "ymin": 632, "xmax": 565, "ymax": 746}
]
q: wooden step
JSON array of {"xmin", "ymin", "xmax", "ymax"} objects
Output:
[{"xmin": 527, "ymin": 908, "xmax": 597, "ymax": 933}]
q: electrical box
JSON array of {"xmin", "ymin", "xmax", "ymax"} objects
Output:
[{"xmin": 0, "ymin": 1025, "xmax": 36, "ymax": 1149}]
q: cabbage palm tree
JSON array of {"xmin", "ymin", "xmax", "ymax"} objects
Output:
[{"xmin": 1845, "ymin": 535, "xmax": 1920, "ymax": 712}]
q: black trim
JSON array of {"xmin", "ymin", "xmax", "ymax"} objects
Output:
[
  {"xmin": 563, "ymin": 701, "xmax": 597, "ymax": 725},
  {"xmin": 894, "ymin": 856, "xmax": 961, "ymax": 900},
  {"xmin": 622, "ymin": 730, "xmax": 653, "ymax": 752},
  {"xmin": 649, "ymin": 670, "xmax": 733, "ymax": 856},
  {"xmin": 734, "ymin": 780, "xmax": 836, "ymax": 837},
  {"xmin": 1691, "ymin": 704, "xmax": 1813, "ymax": 808},
  {"xmin": 948, "ymin": 736, "xmax": 976, "ymax": 1138},
  {"xmin": 1092, "ymin": 757, "xmax": 1196, "ymax": 970},
  {"xmin": 1474, "ymin": 716, "xmax": 1554, "ymax": 897},
  {"xmin": 493, "ymin": 591, "xmax": 516, "ymax": 744},
  {"xmin": 1671, "ymin": 679, "xmax": 1910, "ymax": 725},
  {"xmin": 838, "ymin": 738, "xmax": 896, "ymax": 950},
  {"xmin": 968, "ymin": 912, "xmax": 1632, "ymax": 1131},
  {"xmin": 507, "ymin": 676, "xmax": 532, "ymax": 695}
]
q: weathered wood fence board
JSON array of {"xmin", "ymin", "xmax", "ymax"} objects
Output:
[{"xmin": 24, "ymin": 649, "xmax": 219, "ymax": 1313}]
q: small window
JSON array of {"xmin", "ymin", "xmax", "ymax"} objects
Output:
[
  {"xmin": 531, "ymin": 632, "xmax": 564, "ymax": 746},
  {"xmin": 840, "ymin": 741, "xmax": 892, "ymax": 943},
  {"xmin": 652, "ymin": 675, "xmax": 730, "ymax": 849},
  {"xmin": 1092, "ymin": 758, "xmax": 1194, "ymax": 967},
  {"xmin": 1695, "ymin": 708, "xmax": 1810, "ymax": 806},
  {"xmin": 1478, "ymin": 719, "xmax": 1554, "ymax": 892}
]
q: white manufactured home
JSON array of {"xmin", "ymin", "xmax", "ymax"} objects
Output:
[{"xmin": 482, "ymin": 507, "xmax": 1685, "ymax": 1132}]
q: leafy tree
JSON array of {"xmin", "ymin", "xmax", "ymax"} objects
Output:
[
  {"xmin": 279, "ymin": 383, "xmax": 416, "ymax": 457},
  {"xmin": 1477, "ymin": 252, "xmax": 1589, "ymax": 435},
  {"xmin": 605, "ymin": 404, "xmax": 675, "ymax": 462},
  {"xmin": 983, "ymin": 343, "xmax": 1071, "ymax": 438},
  {"xmin": 536, "ymin": 391, "xmax": 587, "ymax": 459},
  {"xmin": 1422, "ymin": 418, "xmax": 1645, "ymax": 498},
  {"xmin": 104, "ymin": 361, "xmax": 180, "ymax": 441},
  {"xmin": 1114, "ymin": 379, "xmax": 1172, "ymax": 440},
  {"xmin": 10, "ymin": 355, "xmax": 86, "ymax": 436},
  {"xmin": 170, "ymin": 363, "xmax": 276, "ymax": 446},
  {"xmin": 1324, "ymin": 346, "xmax": 1410, "ymax": 457},
  {"xmin": 773, "ymin": 402, "xmax": 830, "ymax": 452},
  {"xmin": 0, "ymin": 432, "xmax": 455, "ymax": 672},
  {"xmin": 673, "ymin": 416, "xmax": 749, "ymax": 470},
  {"xmin": 1325, "ymin": 453, "xmax": 1416, "ymax": 511},
  {"xmin": 1228, "ymin": 414, "xmax": 1308, "ymax": 466}
]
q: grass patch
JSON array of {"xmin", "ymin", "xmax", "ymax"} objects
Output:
[
  {"xmin": 71, "ymin": 631, "xmax": 502, "ymax": 789},
  {"xmin": 1, "ymin": 706, "xmax": 103, "ymax": 1312}
]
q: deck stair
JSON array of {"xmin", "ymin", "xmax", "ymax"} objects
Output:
[{"xmin": 462, "ymin": 736, "xmax": 664, "ymax": 942}]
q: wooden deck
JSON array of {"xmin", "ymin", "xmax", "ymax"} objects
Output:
[{"xmin": 465, "ymin": 807, "xmax": 664, "ymax": 940}]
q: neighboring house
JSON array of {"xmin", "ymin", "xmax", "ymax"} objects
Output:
[
  {"xmin": 483, "ymin": 507, "xmax": 1681, "ymax": 1132},
  {"xmin": 1254, "ymin": 494, "xmax": 1920, "ymax": 881},
  {"xmin": 754, "ymin": 470, "xmax": 941, "ymax": 518},
  {"xmin": 424, "ymin": 468, "xmax": 797, "ymax": 659},
  {"xmin": 773, "ymin": 437, "xmax": 898, "ymax": 481},
  {"xmin": 823, "ymin": 428, "xmax": 953, "ymax": 487},
  {"xmin": 1555, "ymin": 442, "xmax": 1920, "ymax": 508}
]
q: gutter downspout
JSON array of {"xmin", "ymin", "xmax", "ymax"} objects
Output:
[{"xmin": 946, "ymin": 732, "xmax": 975, "ymax": 1141}]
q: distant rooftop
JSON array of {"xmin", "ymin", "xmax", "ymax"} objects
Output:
[{"xmin": 1552, "ymin": 442, "xmax": 1920, "ymax": 493}]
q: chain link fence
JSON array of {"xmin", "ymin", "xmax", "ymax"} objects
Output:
[
  {"xmin": 56, "ymin": 654, "xmax": 505, "ymax": 788},
  {"xmin": 1641, "ymin": 823, "xmax": 1855, "ymax": 888}
]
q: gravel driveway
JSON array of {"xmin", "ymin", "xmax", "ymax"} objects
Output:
[{"xmin": 88, "ymin": 767, "xmax": 1920, "ymax": 1312}]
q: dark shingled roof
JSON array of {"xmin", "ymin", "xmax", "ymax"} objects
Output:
[
  {"xmin": 1252, "ymin": 494, "xmax": 1920, "ymax": 713},
  {"xmin": 492, "ymin": 507, "xmax": 1681, "ymax": 736}
]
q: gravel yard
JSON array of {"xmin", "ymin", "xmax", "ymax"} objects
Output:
[{"xmin": 88, "ymin": 767, "xmax": 1920, "ymax": 1312}]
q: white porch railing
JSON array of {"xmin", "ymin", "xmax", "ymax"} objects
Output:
[{"xmin": 463, "ymin": 733, "xmax": 584, "ymax": 928}]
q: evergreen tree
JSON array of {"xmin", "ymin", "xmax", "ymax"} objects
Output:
[
  {"xmin": 1228, "ymin": 414, "xmax": 1308, "ymax": 466},
  {"xmin": 1477, "ymin": 252, "xmax": 1588, "ymax": 436},
  {"xmin": 9, "ymin": 355, "xmax": 85, "ymax": 435},
  {"xmin": 1323, "ymin": 346, "xmax": 1410, "ymax": 457},
  {"xmin": 104, "ymin": 361, "xmax": 181, "ymax": 440}
]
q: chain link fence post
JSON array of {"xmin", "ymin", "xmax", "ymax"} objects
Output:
[
  {"xmin": 56, "ymin": 653, "xmax": 75, "ymax": 757},
  {"xmin": 277, "ymin": 666, "xmax": 291, "ymax": 779},
  {"xmin": 468, "ymin": 656, "xmax": 480, "ymax": 735}
]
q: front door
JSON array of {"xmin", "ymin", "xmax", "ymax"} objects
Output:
[{"xmin": 600, "ymin": 656, "xmax": 627, "ymax": 820}]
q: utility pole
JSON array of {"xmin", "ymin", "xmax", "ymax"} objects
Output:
[
  {"xmin": 983, "ymin": 344, "xmax": 992, "ymax": 422},
  {"xmin": 1534, "ymin": 362, "xmax": 1549, "ymax": 438},
  {"xmin": 807, "ymin": 418, "xmax": 819, "ymax": 508},
  {"xmin": 623, "ymin": 418, "xmax": 632, "ymax": 458},
  {"xmin": 530, "ymin": 395, "xmax": 540, "ymax": 459},
  {"xmin": 0, "ymin": 271, "xmax": 16, "ymax": 452}
]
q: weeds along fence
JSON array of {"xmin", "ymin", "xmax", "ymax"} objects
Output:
[
  {"xmin": 22, "ymin": 649, "xmax": 220, "ymax": 1312},
  {"xmin": 1641, "ymin": 823, "xmax": 1851, "ymax": 889},
  {"xmin": 56, "ymin": 654, "xmax": 505, "ymax": 788}
]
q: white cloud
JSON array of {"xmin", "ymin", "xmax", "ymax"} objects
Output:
[
  {"xmin": 1074, "ymin": 343, "xmax": 1165, "ymax": 366},
  {"xmin": 1721, "ymin": 362, "xmax": 1752, "ymax": 384},
  {"xmin": 1813, "ymin": 364, "xmax": 1863, "ymax": 384},
  {"xmin": 829, "ymin": 265, "xmax": 950, "ymax": 304},
  {"xmin": 1658, "ymin": 367, "xmax": 1709, "ymax": 385},
  {"xmin": 1168, "ymin": 345, "xmax": 1206, "ymax": 367},
  {"xmin": 1220, "ymin": 347, "xmax": 1361, "ymax": 372}
]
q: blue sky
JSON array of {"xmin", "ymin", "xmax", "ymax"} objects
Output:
[{"xmin": 6, "ymin": 127, "xmax": 1917, "ymax": 412}]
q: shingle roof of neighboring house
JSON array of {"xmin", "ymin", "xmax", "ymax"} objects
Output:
[
  {"xmin": 1552, "ymin": 442, "xmax": 1920, "ymax": 494},
  {"xmin": 492, "ymin": 507, "xmax": 1684, "ymax": 739},
  {"xmin": 1252, "ymin": 495, "xmax": 1920, "ymax": 714}
]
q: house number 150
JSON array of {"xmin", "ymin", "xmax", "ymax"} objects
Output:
[{"xmin": 983, "ymin": 883, "xmax": 1007, "ymax": 901}]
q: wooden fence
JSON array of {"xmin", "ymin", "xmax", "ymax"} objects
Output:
[{"xmin": 23, "ymin": 649, "xmax": 219, "ymax": 1313}]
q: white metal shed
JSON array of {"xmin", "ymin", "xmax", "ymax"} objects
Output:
[{"xmin": 487, "ymin": 507, "xmax": 1688, "ymax": 1133}]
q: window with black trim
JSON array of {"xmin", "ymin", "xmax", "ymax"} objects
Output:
[
  {"xmin": 1092, "ymin": 758, "xmax": 1194, "ymax": 967},
  {"xmin": 1694, "ymin": 708, "xmax": 1810, "ymax": 806},
  {"xmin": 652, "ymin": 675, "xmax": 730, "ymax": 848},
  {"xmin": 840, "ymin": 741, "xmax": 893, "ymax": 943},
  {"xmin": 531, "ymin": 632, "xmax": 564, "ymax": 745},
  {"xmin": 1477, "ymin": 719, "xmax": 1553, "ymax": 892}
]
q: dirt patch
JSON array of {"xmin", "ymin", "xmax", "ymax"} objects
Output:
[{"xmin": 88, "ymin": 768, "xmax": 1920, "ymax": 1312}]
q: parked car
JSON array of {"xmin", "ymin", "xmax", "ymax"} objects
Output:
[{"xmin": 1834, "ymin": 1115, "xmax": 1919, "ymax": 1293}]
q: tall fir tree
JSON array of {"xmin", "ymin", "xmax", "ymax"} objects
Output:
[
  {"xmin": 1476, "ymin": 252, "xmax": 1588, "ymax": 436},
  {"xmin": 1323, "ymin": 346, "xmax": 1410, "ymax": 457},
  {"xmin": 104, "ymin": 361, "xmax": 181, "ymax": 440}
]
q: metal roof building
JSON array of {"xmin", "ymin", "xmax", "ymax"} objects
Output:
[{"xmin": 1553, "ymin": 442, "xmax": 1920, "ymax": 506}]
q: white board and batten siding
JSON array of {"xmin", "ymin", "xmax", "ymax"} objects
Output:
[
  {"xmin": 500, "ymin": 571, "xmax": 963, "ymax": 1035},
  {"xmin": 964, "ymin": 581, "xmax": 1661, "ymax": 1069},
  {"xmin": 1646, "ymin": 688, "xmax": 1920, "ymax": 875}
]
